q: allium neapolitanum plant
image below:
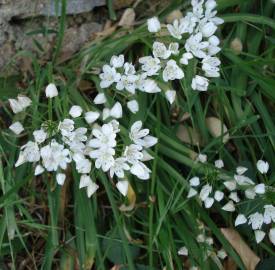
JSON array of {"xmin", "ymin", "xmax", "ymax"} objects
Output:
[{"xmin": 1, "ymin": 0, "xmax": 275, "ymax": 269}]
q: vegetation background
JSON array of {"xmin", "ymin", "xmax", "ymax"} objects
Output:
[{"xmin": 0, "ymin": 0, "xmax": 274, "ymax": 269}]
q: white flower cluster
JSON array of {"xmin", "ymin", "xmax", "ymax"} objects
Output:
[
  {"xmin": 187, "ymin": 156, "xmax": 275, "ymax": 245},
  {"xmin": 178, "ymin": 222, "xmax": 227, "ymax": 269},
  {"xmin": 10, "ymin": 85, "xmax": 157, "ymax": 198},
  {"xmin": 99, "ymin": 0, "xmax": 223, "ymax": 111}
]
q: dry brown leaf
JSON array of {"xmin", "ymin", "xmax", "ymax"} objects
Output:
[
  {"xmin": 118, "ymin": 8, "xmax": 135, "ymax": 27},
  {"xmin": 224, "ymin": 257, "xmax": 237, "ymax": 270},
  {"xmin": 177, "ymin": 125, "xmax": 202, "ymax": 146},
  {"xmin": 221, "ymin": 228, "xmax": 260, "ymax": 270},
  {"xmin": 206, "ymin": 117, "xmax": 229, "ymax": 143}
]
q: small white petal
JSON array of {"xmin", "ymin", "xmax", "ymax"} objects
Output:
[
  {"xmin": 254, "ymin": 183, "xmax": 266, "ymax": 194},
  {"xmin": 9, "ymin": 122, "xmax": 24, "ymax": 135},
  {"xmin": 222, "ymin": 201, "xmax": 235, "ymax": 212},
  {"xmin": 94, "ymin": 93, "xmax": 107, "ymax": 104},
  {"xmin": 79, "ymin": 175, "xmax": 91, "ymax": 189},
  {"xmin": 34, "ymin": 165, "xmax": 44, "ymax": 176},
  {"xmin": 87, "ymin": 182, "xmax": 99, "ymax": 197},
  {"xmin": 187, "ymin": 188, "xmax": 197, "ymax": 198},
  {"xmin": 189, "ymin": 176, "xmax": 200, "ymax": 187},
  {"xmin": 214, "ymin": 159, "xmax": 224, "ymax": 169},
  {"xmin": 110, "ymin": 102, "xmax": 123, "ymax": 119},
  {"xmin": 147, "ymin": 17, "xmax": 161, "ymax": 33},
  {"xmin": 102, "ymin": 108, "xmax": 110, "ymax": 120},
  {"xmin": 255, "ymin": 230, "xmax": 265, "ymax": 243},
  {"xmin": 269, "ymin": 228, "xmax": 275, "ymax": 245},
  {"xmin": 236, "ymin": 166, "xmax": 248, "ymax": 175},
  {"xmin": 224, "ymin": 181, "xmax": 236, "ymax": 191},
  {"xmin": 235, "ymin": 214, "xmax": 247, "ymax": 226},
  {"xmin": 45, "ymin": 83, "xmax": 58, "ymax": 98},
  {"xmin": 69, "ymin": 105, "xmax": 83, "ymax": 118},
  {"xmin": 256, "ymin": 160, "xmax": 269, "ymax": 174},
  {"xmin": 245, "ymin": 188, "xmax": 256, "ymax": 199},
  {"xmin": 85, "ymin": 111, "xmax": 100, "ymax": 124},
  {"xmin": 229, "ymin": 192, "xmax": 240, "ymax": 203},
  {"xmin": 214, "ymin": 190, "xmax": 224, "ymax": 202},
  {"xmin": 178, "ymin": 246, "xmax": 188, "ymax": 256},
  {"xmin": 56, "ymin": 173, "xmax": 66, "ymax": 185},
  {"xmin": 127, "ymin": 100, "xmax": 139, "ymax": 114},
  {"xmin": 217, "ymin": 249, "xmax": 227, "ymax": 260},
  {"xmin": 165, "ymin": 90, "xmax": 176, "ymax": 104},
  {"xmin": 204, "ymin": 197, "xmax": 214, "ymax": 208},
  {"xmin": 116, "ymin": 180, "xmax": 129, "ymax": 196}
]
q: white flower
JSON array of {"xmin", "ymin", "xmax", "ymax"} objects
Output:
[
  {"xmin": 163, "ymin": 60, "xmax": 184, "ymax": 82},
  {"xmin": 109, "ymin": 119, "xmax": 120, "ymax": 133},
  {"xmin": 127, "ymin": 100, "xmax": 139, "ymax": 114},
  {"xmin": 69, "ymin": 105, "xmax": 83, "ymax": 118},
  {"xmin": 199, "ymin": 184, "xmax": 212, "ymax": 201},
  {"xmin": 129, "ymin": 121, "xmax": 157, "ymax": 148},
  {"xmin": 263, "ymin": 205, "xmax": 275, "ymax": 224},
  {"xmin": 9, "ymin": 122, "xmax": 24, "ymax": 135},
  {"xmin": 33, "ymin": 129, "xmax": 47, "ymax": 144},
  {"xmin": 236, "ymin": 166, "xmax": 248, "ymax": 175},
  {"xmin": 256, "ymin": 160, "xmax": 269, "ymax": 174},
  {"xmin": 79, "ymin": 174, "xmax": 91, "ymax": 188},
  {"xmin": 56, "ymin": 173, "xmax": 66, "ymax": 185},
  {"xmin": 214, "ymin": 190, "xmax": 224, "ymax": 201},
  {"xmin": 9, "ymin": 95, "xmax": 31, "ymax": 113},
  {"xmin": 229, "ymin": 192, "xmax": 240, "ymax": 203},
  {"xmin": 165, "ymin": 90, "xmax": 176, "ymax": 104},
  {"xmin": 217, "ymin": 249, "xmax": 227, "ymax": 260},
  {"xmin": 136, "ymin": 75, "xmax": 161, "ymax": 93},
  {"xmin": 15, "ymin": 141, "xmax": 40, "ymax": 167},
  {"xmin": 89, "ymin": 147, "xmax": 115, "ymax": 172},
  {"xmin": 139, "ymin": 56, "xmax": 161, "ymax": 76},
  {"xmin": 40, "ymin": 140, "xmax": 71, "ymax": 171},
  {"xmin": 124, "ymin": 62, "xmax": 136, "ymax": 75},
  {"xmin": 168, "ymin": 42, "xmax": 179, "ymax": 55},
  {"xmin": 222, "ymin": 201, "xmax": 235, "ymax": 212},
  {"xmin": 197, "ymin": 153, "xmax": 207, "ymax": 163},
  {"xmin": 79, "ymin": 175, "xmax": 99, "ymax": 197},
  {"xmin": 116, "ymin": 74, "xmax": 137, "ymax": 93},
  {"xmin": 94, "ymin": 93, "xmax": 107, "ymax": 104},
  {"xmin": 202, "ymin": 56, "xmax": 221, "ymax": 77},
  {"xmin": 116, "ymin": 180, "xmax": 129, "ymax": 196},
  {"xmin": 235, "ymin": 214, "xmax": 247, "ymax": 226},
  {"xmin": 234, "ymin": 174, "xmax": 254, "ymax": 186},
  {"xmin": 110, "ymin": 157, "xmax": 130, "ymax": 178},
  {"xmin": 45, "ymin": 83, "xmax": 58, "ymax": 98},
  {"xmin": 214, "ymin": 159, "xmax": 224, "ymax": 168},
  {"xmin": 178, "ymin": 246, "xmax": 188, "ymax": 256},
  {"xmin": 179, "ymin": 52, "xmax": 193, "ymax": 65},
  {"xmin": 130, "ymin": 161, "xmax": 151, "ymax": 180},
  {"xmin": 89, "ymin": 123, "xmax": 116, "ymax": 149},
  {"xmin": 152, "ymin": 42, "xmax": 171, "ymax": 59},
  {"xmin": 204, "ymin": 197, "xmax": 214, "ymax": 208},
  {"xmin": 147, "ymin": 17, "xmax": 161, "ymax": 33},
  {"xmin": 245, "ymin": 188, "xmax": 256, "ymax": 199},
  {"xmin": 124, "ymin": 144, "xmax": 143, "ymax": 164},
  {"xmin": 191, "ymin": 75, "xmax": 209, "ymax": 91},
  {"xmin": 185, "ymin": 33, "xmax": 209, "ymax": 58},
  {"xmin": 110, "ymin": 102, "xmax": 123, "ymax": 119},
  {"xmin": 190, "ymin": 176, "xmax": 200, "ymax": 187},
  {"xmin": 224, "ymin": 181, "xmax": 236, "ymax": 191},
  {"xmin": 85, "ymin": 111, "xmax": 100, "ymax": 124},
  {"xmin": 99, "ymin": 65, "xmax": 121, "ymax": 88},
  {"xmin": 248, "ymin": 212, "xmax": 264, "ymax": 230},
  {"xmin": 34, "ymin": 165, "xmax": 44, "ymax": 176},
  {"xmin": 167, "ymin": 19, "xmax": 186, "ymax": 39},
  {"xmin": 110, "ymin": 54, "xmax": 124, "ymax": 68},
  {"xmin": 187, "ymin": 187, "xmax": 197, "ymax": 198},
  {"xmin": 254, "ymin": 183, "xmax": 265, "ymax": 194},
  {"xmin": 269, "ymin": 228, "xmax": 275, "ymax": 246},
  {"xmin": 255, "ymin": 230, "xmax": 265, "ymax": 244},
  {"xmin": 73, "ymin": 153, "xmax": 91, "ymax": 174},
  {"xmin": 199, "ymin": 21, "xmax": 217, "ymax": 38},
  {"xmin": 209, "ymin": 35, "xmax": 220, "ymax": 46},
  {"xmin": 58, "ymin": 119, "xmax": 74, "ymax": 137}
]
